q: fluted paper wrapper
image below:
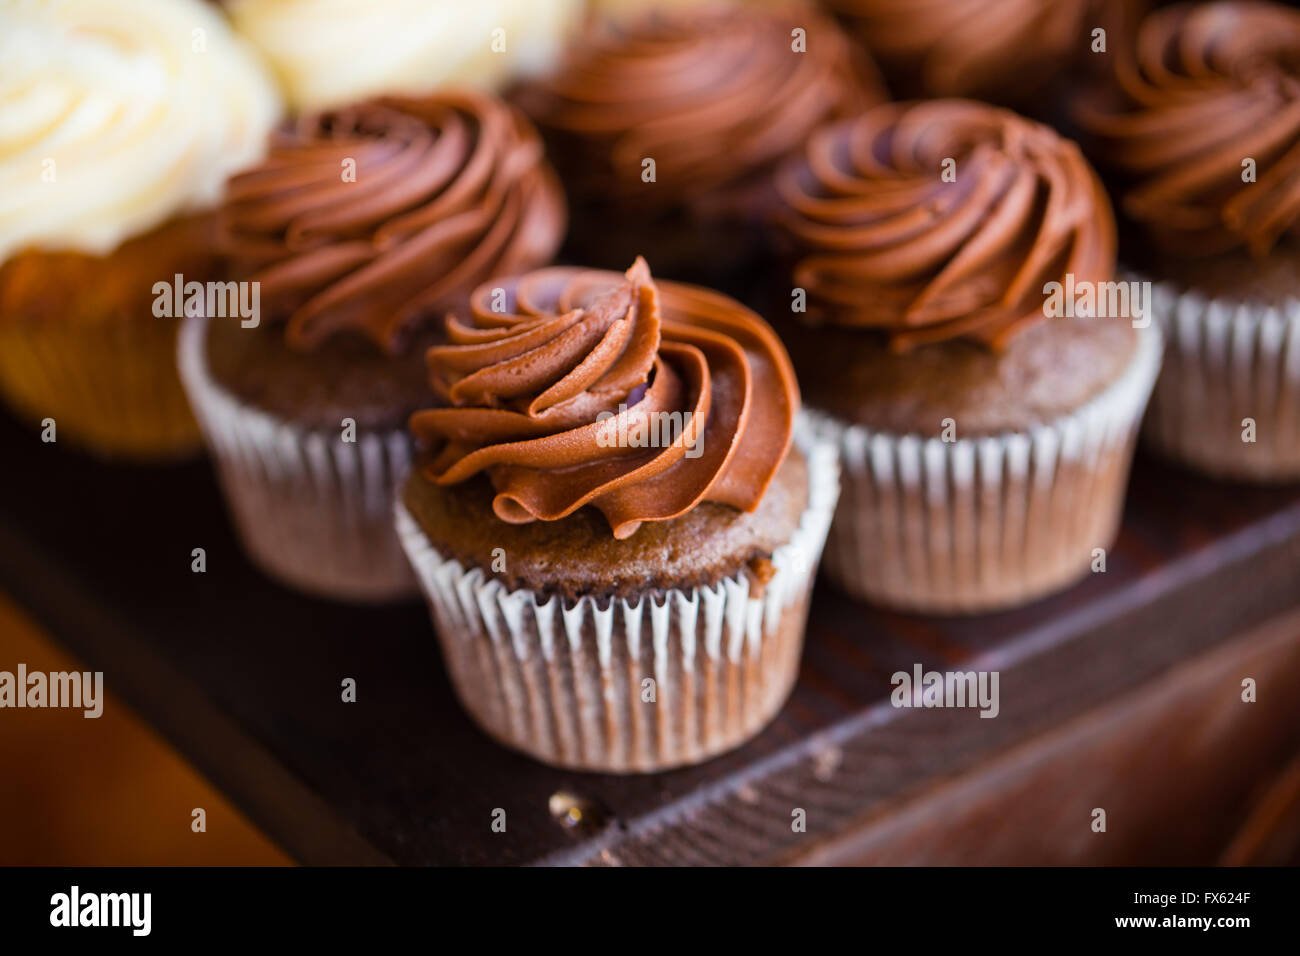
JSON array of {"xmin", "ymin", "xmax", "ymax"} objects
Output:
[
  {"xmin": 0, "ymin": 315, "xmax": 200, "ymax": 459},
  {"xmin": 178, "ymin": 313, "xmax": 418, "ymax": 602},
  {"xmin": 809, "ymin": 324, "xmax": 1163, "ymax": 614},
  {"xmin": 395, "ymin": 431, "xmax": 840, "ymax": 773},
  {"xmin": 1141, "ymin": 278, "xmax": 1300, "ymax": 482}
]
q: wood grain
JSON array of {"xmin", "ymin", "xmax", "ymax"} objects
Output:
[
  {"xmin": 786, "ymin": 606, "xmax": 1300, "ymax": 865},
  {"xmin": 2, "ymin": 406, "xmax": 1299, "ymax": 865}
]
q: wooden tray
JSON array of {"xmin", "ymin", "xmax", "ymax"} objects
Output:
[{"xmin": 3, "ymin": 407, "xmax": 1299, "ymax": 865}]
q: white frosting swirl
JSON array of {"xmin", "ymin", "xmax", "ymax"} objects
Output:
[
  {"xmin": 0, "ymin": 0, "xmax": 282, "ymax": 260},
  {"xmin": 228, "ymin": 0, "xmax": 584, "ymax": 112}
]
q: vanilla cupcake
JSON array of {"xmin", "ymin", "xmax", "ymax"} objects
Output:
[
  {"xmin": 228, "ymin": 0, "xmax": 584, "ymax": 112},
  {"xmin": 396, "ymin": 259, "xmax": 838, "ymax": 771},
  {"xmin": 0, "ymin": 0, "xmax": 281, "ymax": 459},
  {"xmin": 1075, "ymin": 1, "xmax": 1300, "ymax": 482},
  {"xmin": 769, "ymin": 101, "xmax": 1161, "ymax": 613}
]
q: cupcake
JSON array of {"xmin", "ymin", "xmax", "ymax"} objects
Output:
[
  {"xmin": 0, "ymin": 0, "xmax": 280, "ymax": 459},
  {"xmin": 820, "ymin": 0, "xmax": 1093, "ymax": 109},
  {"xmin": 178, "ymin": 91, "xmax": 566, "ymax": 602},
  {"xmin": 768, "ymin": 100, "xmax": 1162, "ymax": 613},
  {"xmin": 515, "ymin": 0, "xmax": 883, "ymax": 285},
  {"xmin": 227, "ymin": 0, "xmax": 584, "ymax": 112},
  {"xmin": 395, "ymin": 259, "xmax": 839, "ymax": 772},
  {"xmin": 1074, "ymin": 1, "xmax": 1300, "ymax": 482}
]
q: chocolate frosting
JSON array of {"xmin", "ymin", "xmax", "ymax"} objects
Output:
[
  {"xmin": 409, "ymin": 258, "xmax": 799, "ymax": 539},
  {"xmin": 772, "ymin": 99, "xmax": 1116, "ymax": 350},
  {"xmin": 220, "ymin": 90, "xmax": 566, "ymax": 353},
  {"xmin": 1075, "ymin": 1, "xmax": 1300, "ymax": 257},
  {"xmin": 516, "ymin": 1, "xmax": 881, "ymax": 210},
  {"xmin": 823, "ymin": 0, "xmax": 1089, "ymax": 101}
]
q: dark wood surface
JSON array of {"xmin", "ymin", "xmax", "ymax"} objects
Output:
[
  {"xmin": 789, "ymin": 608, "xmax": 1300, "ymax": 865},
  {"xmin": 3, "ymin": 406, "xmax": 1299, "ymax": 866}
]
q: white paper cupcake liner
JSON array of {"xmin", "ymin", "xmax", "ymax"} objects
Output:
[
  {"xmin": 395, "ymin": 427, "xmax": 840, "ymax": 773},
  {"xmin": 177, "ymin": 313, "xmax": 418, "ymax": 602},
  {"xmin": 1140, "ymin": 277, "xmax": 1300, "ymax": 482},
  {"xmin": 807, "ymin": 323, "xmax": 1163, "ymax": 614}
]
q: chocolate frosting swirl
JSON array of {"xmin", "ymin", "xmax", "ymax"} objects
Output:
[
  {"xmin": 823, "ymin": 0, "xmax": 1089, "ymax": 102},
  {"xmin": 220, "ymin": 90, "xmax": 565, "ymax": 352},
  {"xmin": 516, "ymin": 1, "xmax": 881, "ymax": 209},
  {"xmin": 773, "ymin": 100, "xmax": 1116, "ymax": 350},
  {"xmin": 1075, "ymin": 1, "xmax": 1300, "ymax": 256},
  {"xmin": 409, "ymin": 259, "xmax": 798, "ymax": 539}
]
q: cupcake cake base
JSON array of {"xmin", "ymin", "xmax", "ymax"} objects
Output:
[
  {"xmin": 0, "ymin": 314, "xmax": 199, "ymax": 460},
  {"xmin": 0, "ymin": 215, "xmax": 220, "ymax": 460},
  {"xmin": 396, "ymin": 435, "xmax": 839, "ymax": 773},
  {"xmin": 808, "ymin": 324, "xmax": 1163, "ymax": 614},
  {"xmin": 1141, "ymin": 277, "xmax": 1300, "ymax": 483},
  {"xmin": 177, "ymin": 313, "xmax": 420, "ymax": 603}
]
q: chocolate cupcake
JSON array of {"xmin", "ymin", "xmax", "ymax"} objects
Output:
[
  {"xmin": 769, "ymin": 100, "xmax": 1162, "ymax": 613},
  {"xmin": 515, "ymin": 0, "xmax": 882, "ymax": 285},
  {"xmin": 395, "ymin": 259, "xmax": 838, "ymax": 772},
  {"xmin": 178, "ymin": 91, "xmax": 565, "ymax": 602},
  {"xmin": 821, "ymin": 0, "xmax": 1094, "ymax": 109},
  {"xmin": 1074, "ymin": 1, "xmax": 1300, "ymax": 482},
  {"xmin": 0, "ymin": 0, "xmax": 280, "ymax": 459}
]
